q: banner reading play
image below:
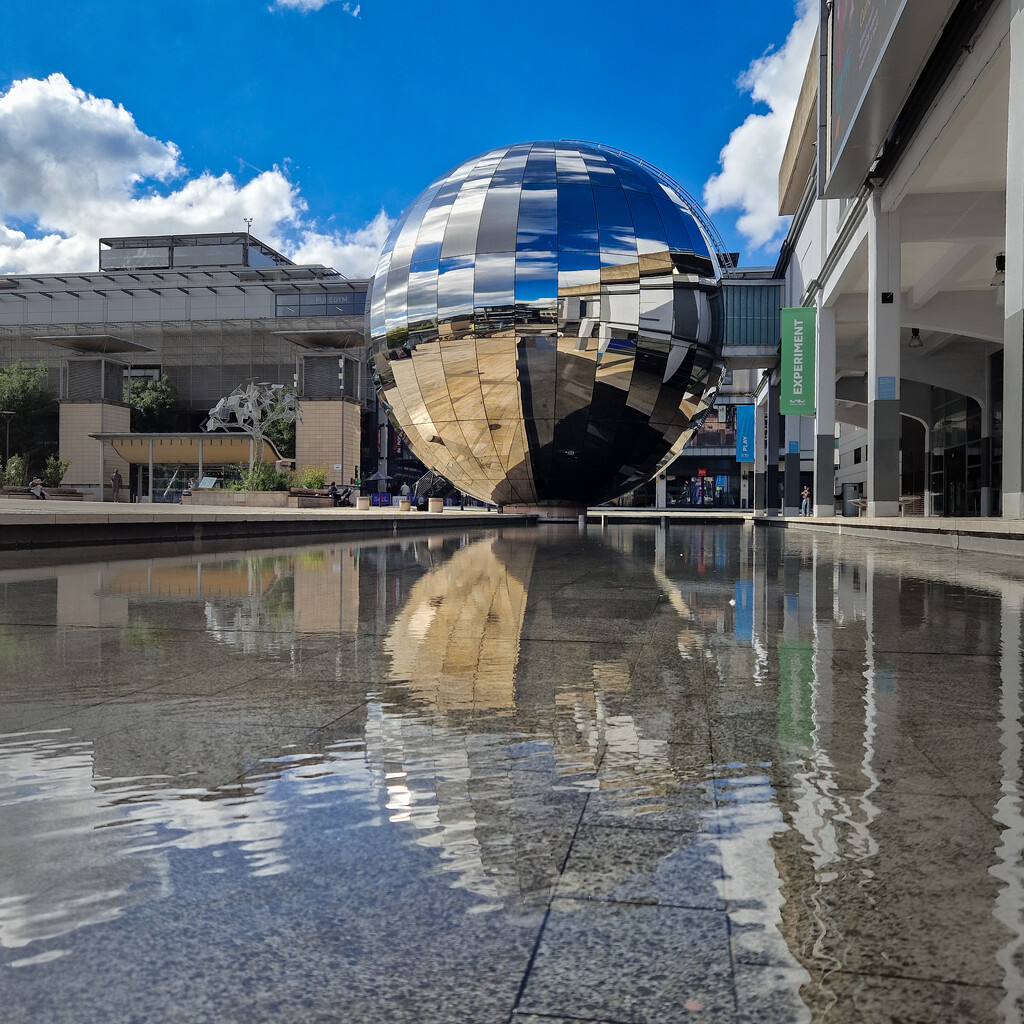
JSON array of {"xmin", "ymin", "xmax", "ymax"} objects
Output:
[
  {"xmin": 780, "ymin": 307, "xmax": 816, "ymax": 416},
  {"xmin": 735, "ymin": 405, "xmax": 755, "ymax": 462}
]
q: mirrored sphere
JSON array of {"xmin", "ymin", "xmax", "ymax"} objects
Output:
[{"xmin": 367, "ymin": 141, "xmax": 726, "ymax": 508}]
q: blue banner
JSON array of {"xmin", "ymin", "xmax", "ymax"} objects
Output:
[
  {"xmin": 734, "ymin": 580, "xmax": 753, "ymax": 641},
  {"xmin": 735, "ymin": 405, "xmax": 755, "ymax": 463}
]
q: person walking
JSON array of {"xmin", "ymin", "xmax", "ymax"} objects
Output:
[
  {"xmin": 800, "ymin": 484, "xmax": 811, "ymax": 516},
  {"xmin": 110, "ymin": 468, "xmax": 122, "ymax": 502}
]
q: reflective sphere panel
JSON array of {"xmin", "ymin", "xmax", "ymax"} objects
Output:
[{"xmin": 368, "ymin": 141, "xmax": 725, "ymax": 507}]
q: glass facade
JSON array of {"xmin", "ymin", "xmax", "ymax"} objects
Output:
[
  {"xmin": 275, "ymin": 292, "xmax": 366, "ymax": 318},
  {"xmin": 367, "ymin": 141, "xmax": 726, "ymax": 507}
]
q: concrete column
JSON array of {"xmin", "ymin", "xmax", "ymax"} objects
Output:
[
  {"xmin": 754, "ymin": 390, "xmax": 767, "ymax": 513},
  {"xmin": 783, "ymin": 414, "xmax": 801, "ymax": 516},
  {"xmin": 655, "ymin": 473, "xmax": 667, "ymax": 509},
  {"xmin": 814, "ymin": 303, "xmax": 837, "ymax": 517},
  {"xmin": 1002, "ymin": 2, "xmax": 1024, "ymax": 518},
  {"xmin": 866, "ymin": 192, "xmax": 901, "ymax": 517},
  {"xmin": 766, "ymin": 378, "xmax": 781, "ymax": 516}
]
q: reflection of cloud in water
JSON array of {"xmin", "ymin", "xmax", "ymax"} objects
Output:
[{"xmin": 0, "ymin": 730, "xmax": 373, "ymax": 957}]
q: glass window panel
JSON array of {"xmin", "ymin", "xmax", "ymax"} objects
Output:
[
  {"xmin": 522, "ymin": 144, "xmax": 556, "ymax": 187},
  {"xmin": 412, "ymin": 179, "xmax": 461, "ymax": 264},
  {"xmin": 514, "ymin": 251, "xmax": 558, "ymax": 307},
  {"xmin": 369, "ymin": 251, "xmax": 391, "ymax": 339},
  {"xmin": 390, "ymin": 197, "xmax": 433, "ymax": 270},
  {"xmin": 558, "ymin": 249, "xmax": 602, "ymax": 295},
  {"xmin": 327, "ymin": 293, "xmax": 354, "ymax": 305},
  {"xmin": 581, "ymin": 151, "xmax": 620, "ymax": 187},
  {"xmin": 440, "ymin": 186, "xmax": 488, "ymax": 258},
  {"xmin": 605, "ymin": 152, "xmax": 650, "ymax": 192},
  {"xmin": 437, "ymin": 255, "xmax": 474, "ymax": 322},
  {"xmin": 604, "ymin": 284, "xmax": 640, "ymax": 330},
  {"xmin": 516, "ymin": 186, "xmax": 558, "ymax": 251},
  {"xmin": 276, "ymin": 303, "xmax": 299, "ymax": 317},
  {"xmin": 625, "ymin": 191, "xmax": 668, "ymax": 255},
  {"xmin": 654, "ymin": 196, "xmax": 696, "ymax": 253},
  {"xmin": 407, "ymin": 260, "xmax": 439, "ymax": 330},
  {"xmin": 557, "ymin": 182, "xmax": 599, "ymax": 252},
  {"xmin": 300, "ymin": 293, "xmax": 327, "ymax": 305},
  {"xmin": 491, "ymin": 144, "xmax": 530, "ymax": 187},
  {"xmin": 476, "ymin": 184, "xmax": 522, "ymax": 254},
  {"xmin": 474, "ymin": 252, "xmax": 515, "ymax": 312},
  {"xmin": 593, "ymin": 185, "xmax": 637, "ymax": 254},
  {"xmin": 384, "ymin": 261, "xmax": 410, "ymax": 337},
  {"xmin": 352, "ymin": 292, "xmax": 366, "ymax": 315},
  {"xmin": 600, "ymin": 251, "xmax": 640, "ymax": 283},
  {"xmin": 656, "ymin": 188, "xmax": 710, "ymax": 257},
  {"xmin": 555, "ymin": 147, "xmax": 590, "ymax": 183}
]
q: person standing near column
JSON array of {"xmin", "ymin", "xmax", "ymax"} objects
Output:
[{"xmin": 110, "ymin": 468, "xmax": 122, "ymax": 502}]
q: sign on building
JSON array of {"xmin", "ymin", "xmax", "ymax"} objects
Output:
[
  {"xmin": 780, "ymin": 307, "xmax": 816, "ymax": 416},
  {"xmin": 735, "ymin": 405, "xmax": 755, "ymax": 462}
]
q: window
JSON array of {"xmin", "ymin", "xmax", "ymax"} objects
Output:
[{"xmin": 276, "ymin": 291, "xmax": 367, "ymax": 317}]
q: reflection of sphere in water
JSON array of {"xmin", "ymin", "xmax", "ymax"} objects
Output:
[{"xmin": 367, "ymin": 141, "xmax": 726, "ymax": 509}]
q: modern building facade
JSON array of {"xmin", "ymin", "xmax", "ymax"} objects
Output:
[
  {"xmin": 775, "ymin": 0, "xmax": 1023, "ymax": 518},
  {"xmin": 0, "ymin": 233, "xmax": 370, "ymax": 498}
]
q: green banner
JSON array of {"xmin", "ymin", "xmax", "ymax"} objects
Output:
[{"xmin": 780, "ymin": 307, "xmax": 816, "ymax": 416}]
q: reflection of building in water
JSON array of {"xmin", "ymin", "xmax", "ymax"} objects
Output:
[
  {"xmin": 384, "ymin": 536, "xmax": 535, "ymax": 710},
  {"xmin": 744, "ymin": 531, "xmax": 1019, "ymax": 1015},
  {"xmin": 368, "ymin": 529, "xmax": 713, "ymax": 908}
]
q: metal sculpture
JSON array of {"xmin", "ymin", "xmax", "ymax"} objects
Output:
[{"xmin": 366, "ymin": 140, "xmax": 726, "ymax": 511}]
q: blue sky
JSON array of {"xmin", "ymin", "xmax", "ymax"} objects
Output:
[{"xmin": 0, "ymin": 0, "xmax": 815, "ymax": 276}]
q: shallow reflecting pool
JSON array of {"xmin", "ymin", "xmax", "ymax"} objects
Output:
[{"xmin": 3, "ymin": 523, "xmax": 1024, "ymax": 1022}]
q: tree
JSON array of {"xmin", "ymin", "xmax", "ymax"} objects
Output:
[
  {"xmin": 0, "ymin": 360, "xmax": 59, "ymax": 471},
  {"xmin": 264, "ymin": 415, "xmax": 296, "ymax": 459},
  {"xmin": 126, "ymin": 376, "xmax": 179, "ymax": 433}
]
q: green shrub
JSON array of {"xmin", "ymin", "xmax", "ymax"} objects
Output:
[
  {"xmin": 3, "ymin": 454, "xmax": 28, "ymax": 487},
  {"xmin": 41, "ymin": 455, "xmax": 71, "ymax": 488},
  {"xmin": 298, "ymin": 463, "xmax": 328, "ymax": 490},
  {"xmin": 233, "ymin": 461, "xmax": 292, "ymax": 492}
]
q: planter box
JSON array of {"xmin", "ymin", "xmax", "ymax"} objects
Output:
[
  {"xmin": 1, "ymin": 486, "xmax": 85, "ymax": 500},
  {"xmin": 182, "ymin": 490, "xmax": 290, "ymax": 508},
  {"xmin": 291, "ymin": 495, "xmax": 334, "ymax": 508}
]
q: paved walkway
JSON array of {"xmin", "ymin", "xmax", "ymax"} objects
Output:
[
  {"xmin": 5, "ymin": 497, "xmax": 1024, "ymax": 558},
  {"xmin": 0, "ymin": 497, "xmax": 525, "ymax": 550}
]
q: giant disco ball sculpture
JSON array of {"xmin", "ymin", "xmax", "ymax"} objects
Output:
[{"xmin": 367, "ymin": 140, "xmax": 727, "ymax": 509}]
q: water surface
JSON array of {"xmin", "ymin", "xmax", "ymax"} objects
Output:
[{"xmin": 2, "ymin": 524, "xmax": 1024, "ymax": 1022}]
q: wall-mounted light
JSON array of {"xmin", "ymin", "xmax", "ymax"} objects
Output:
[
  {"xmin": 909, "ymin": 327, "xmax": 922, "ymax": 348},
  {"xmin": 992, "ymin": 252, "xmax": 1005, "ymax": 307}
]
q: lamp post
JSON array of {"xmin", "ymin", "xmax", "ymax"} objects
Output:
[{"xmin": 0, "ymin": 410, "xmax": 14, "ymax": 468}]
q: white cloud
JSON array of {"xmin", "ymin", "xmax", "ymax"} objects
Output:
[
  {"xmin": 271, "ymin": 0, "xmax": 360, "ymax": 14},
  {"xmin": 0, "ymin": 74, "xmax": 386, "ymax": 278},
  {"xmin": 703, "ymin": 1, "xmax": 818, "ymax": 255},
  {"xmin": 287, "ymin": 209, "xmax": 394, "ymax": 278}
]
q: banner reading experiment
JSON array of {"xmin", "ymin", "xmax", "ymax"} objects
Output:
[{"xmin": 780, "ymin": 307, "xmax": 816, "ymax": 416}]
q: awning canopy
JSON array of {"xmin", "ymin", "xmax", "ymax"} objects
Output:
[
  {"xmin": 90, "ymin": 432, "xmax": 283, "ymax": 466},
  {"xmin": 36, "ymin": 334, "xmax": 155, "ymax": 355},
  {"xmin": 274, "ymin": 328, "xmax": 364, "ymax": 350}
]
